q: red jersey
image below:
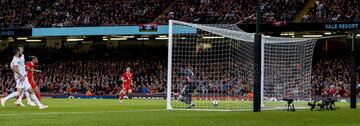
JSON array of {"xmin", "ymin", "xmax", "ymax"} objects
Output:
[
  {"xmin": 26, "ymin": 62, "xmax": 34, "ymax": 80},
  {"xmin": 122, "ymin": 72, "xmax": 133, "ymax": 85}
]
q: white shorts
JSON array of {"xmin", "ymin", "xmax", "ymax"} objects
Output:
[{"xmin": 14, "ymin": 75, "xmax": 31, "ymax": 91}]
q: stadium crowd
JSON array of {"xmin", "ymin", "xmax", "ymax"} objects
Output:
[
  {"xmin": 0, "ymin": 0, "xmax": 171, "ymax": 28},
  {"xmin": 1, "ymin": 0, "xmax": 309, "ymax": 29},
  {"xmin": 1, "ymin": 45, "xmax": 360, "ymax": 98},
  {"xmin": 311, "ymin": 48, "xmax": 360, "ymax": 97},
  {"xmin": 303, "ymin": 0, "xmax": 360, "ymax": 22},
  {"xmin": 157, "ymin": 0, "xmax": 307, "ymax": 24},
  {"xmin": 3, "ymin": 0, "xmax": 360, "ymax": 28},
  {"xmin": 0, "ymin": 47, "xmax": 167, "ymax": 96}
]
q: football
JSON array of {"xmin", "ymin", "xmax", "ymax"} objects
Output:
[{"xmin": 212, "ymin": 100, "xmax": 219, "ymax": 107}]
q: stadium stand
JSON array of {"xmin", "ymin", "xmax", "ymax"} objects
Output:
[
  {"xmin": 1, "ymin": 46, "xmax": 359, "ymax": 97},
  {"xmin": 0, "ymin": 47, "xmax": 167, "ymax": 95},
  {"xmin": 1, "ymin": 0, "xmax": 309, "ymax": 29},
  {"xmin": 4, "ymin": 0, "xmax": 360, "ymax": 28},
  {"xmin": 0, "ymin": 0, "xmax": 359, "ymax": 97},
  {"xmin": 303, "ymin": 0, "xmax": 360, "ymax": 22},
  {"xmin": 0, "ymin": 0, "xmax": 171, "ymax": 28},
  {"xmin": 157, "ymin": 0, "xmax": 307, "ymax": 24}
]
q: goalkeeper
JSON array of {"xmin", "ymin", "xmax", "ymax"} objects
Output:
[{"xmin": 179, "ymin": 66, "xmax": 196, "ymax": 109}]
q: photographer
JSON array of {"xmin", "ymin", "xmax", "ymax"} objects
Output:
[{"xmin": 308, "ymin": 95, "xmax": 337, "ymax": 111}]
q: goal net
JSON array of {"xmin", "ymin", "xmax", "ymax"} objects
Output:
[{"xmin": 166, "ymin": 20, "xmax": 317, "ymax": 111}]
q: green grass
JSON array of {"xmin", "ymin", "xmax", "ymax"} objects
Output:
[
  {"xmin": 0, "ymin": 98, "xmax": 360, "ymax": 126},
  {"xmin": 171, "ymin": 100, "xmax": 310, "ymax": 110}
]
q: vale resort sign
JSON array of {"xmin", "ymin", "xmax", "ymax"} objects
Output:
[{"xmin": 325, "ymin": 23, "xmax": 359, "ymax": 30}]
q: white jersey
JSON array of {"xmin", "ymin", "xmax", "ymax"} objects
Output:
[{"xmin": 10, "ymin": 55, "xmax": 27, "ymax": 77}]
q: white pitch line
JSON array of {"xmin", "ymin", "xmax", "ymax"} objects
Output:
[{"xmin": 0, "ymin": 109, "xmax": 165, "ymax": 116}]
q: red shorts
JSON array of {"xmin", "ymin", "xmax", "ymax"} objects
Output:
[
  {"xmin": 122, "ymin": 84, "xmax": 131, "ymax": 92},
  {"xmin": 28, "ymin": 79, "xmax": 37, "ymax": 89}
]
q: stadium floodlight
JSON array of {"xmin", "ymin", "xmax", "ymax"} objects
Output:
[
  {"xmin": 156, "ymin": 35, "xmax": 169, "ymax": 40},
  {"xmin": 324, "ymin": 32, "xmax": 332, "ymax": 35},
  {"xmin": 137, "ymin": 38, "xmax": 149, "ymax": 40},
  {"xmin": 110, "ymin": 38, "xmax": 127, "ymax": 40},
  {"xmin": 167, "ymin": 20, "xmax": 317, "ymax": 111},
  {"xmin": 202, "ymin": 36, "xmax": 225, "ymax": 39},
  {"xmin": 302, "ymin": 35, "xmax": 323, "ymax": 38},
  {"xmin": 26, "ymin": 39, "xmax": 42, "ymax": 42},
  {"xmin": 156, "ymin": 37, "xmax": 168, "ymax": 40},
  {"xmin": 280, "ymin": 32, "xmax": 295, "ymax": 36},
  {"xmin": 123, "ymin": 36, "xmax": 135, "ymax": 38},
  {"xmin": 17, "ymin": 37, "xmax": 28, "ymax": 40},
  {"xmin": 67, "ymin": 38, "xmax": 83, "ymax": 41}
]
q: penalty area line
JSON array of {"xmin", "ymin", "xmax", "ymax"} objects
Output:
[{"xmin": 0, "ymin": 109, "xmax": 165, "ymax": 116}]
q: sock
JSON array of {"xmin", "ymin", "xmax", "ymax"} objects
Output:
[
  {"xmin": 30, "ymin": 93, "xmax": 43, "ymax": 106},
  {"xmin": 4, "ymin": 91, "xmax": 20, "ymax": 102},
  {"xmin": 25, "ymin": 92, "xmax": 32, "ymax": 104},
  {"xmin": 36, "ymin": 93, "xmax": 41, "ymax": 102},
  {"xmin": 16, "ymin": 91, "xmax": 25, "ymax": 103},
  {"xmin": 119, "ymin": 93, "xmax": 125, "ymax": 100},
  {"xmin": 186, "ymin": 99, "xmax": 191, "ymax": 105}
]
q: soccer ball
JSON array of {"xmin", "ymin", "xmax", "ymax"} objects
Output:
[{"xmin": 212, "ymin": 100, "xmax": 219, "ymax": 107}]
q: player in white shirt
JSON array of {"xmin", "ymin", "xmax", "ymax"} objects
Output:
[{"xmin": 0, "ymin": 46, "xmax": 48, "ymax": 109}]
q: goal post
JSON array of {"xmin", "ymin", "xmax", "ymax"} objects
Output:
[
  {"xmin": 167, "ymin": 20, "xmax": 318, "ymax": 111},
  {"xmin": 166, "ymin": 20, "xmax": 174, "ymax": 110}
]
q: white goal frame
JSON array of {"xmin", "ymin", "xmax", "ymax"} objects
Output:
[{"xmin": 165, "ymin": 20, "xmax": 334, "ymax": 111}]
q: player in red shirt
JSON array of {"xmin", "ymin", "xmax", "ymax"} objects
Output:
[
  {"xmin": 25, "ymin": 56, "xmax": 42, "ymax": 102},
  {"xmin": 118, "ymin": 67, "xmax": 133, "ymax": 103},
  {"xmin": 15, "ymin": 56, "xmax": 42, "ymax": 106}
]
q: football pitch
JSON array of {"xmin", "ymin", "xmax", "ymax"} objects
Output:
[{"xmin": 0, "ymin": 98, "xmax": 360, "ymax": 126}]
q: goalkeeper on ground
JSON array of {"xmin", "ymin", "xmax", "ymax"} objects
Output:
[{"xmin": 179, "ymin": 66, "xmax": 196, "ymax": 109}]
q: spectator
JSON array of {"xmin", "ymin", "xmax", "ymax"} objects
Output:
[
  {"xmin": 158, "ymin": 0, "xmax": 306, "ymax": 24},
  {"xmin": 1, "ymin": 41, "xmax": 360, "ymax": 99},
  {"xmin": 0, "ymin": 47, "xmax": 167, "ymax": 95},
  {"xmin": 303, "ymin": 0, "xmax": 360, "ymax": 22},
  {"xmin": 0, "ymin": 0, "xmax": 310, "ymax": 29},
  {"xmin": 0, "ymin": 0, "xmax": 171, "ymax": 29}
]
